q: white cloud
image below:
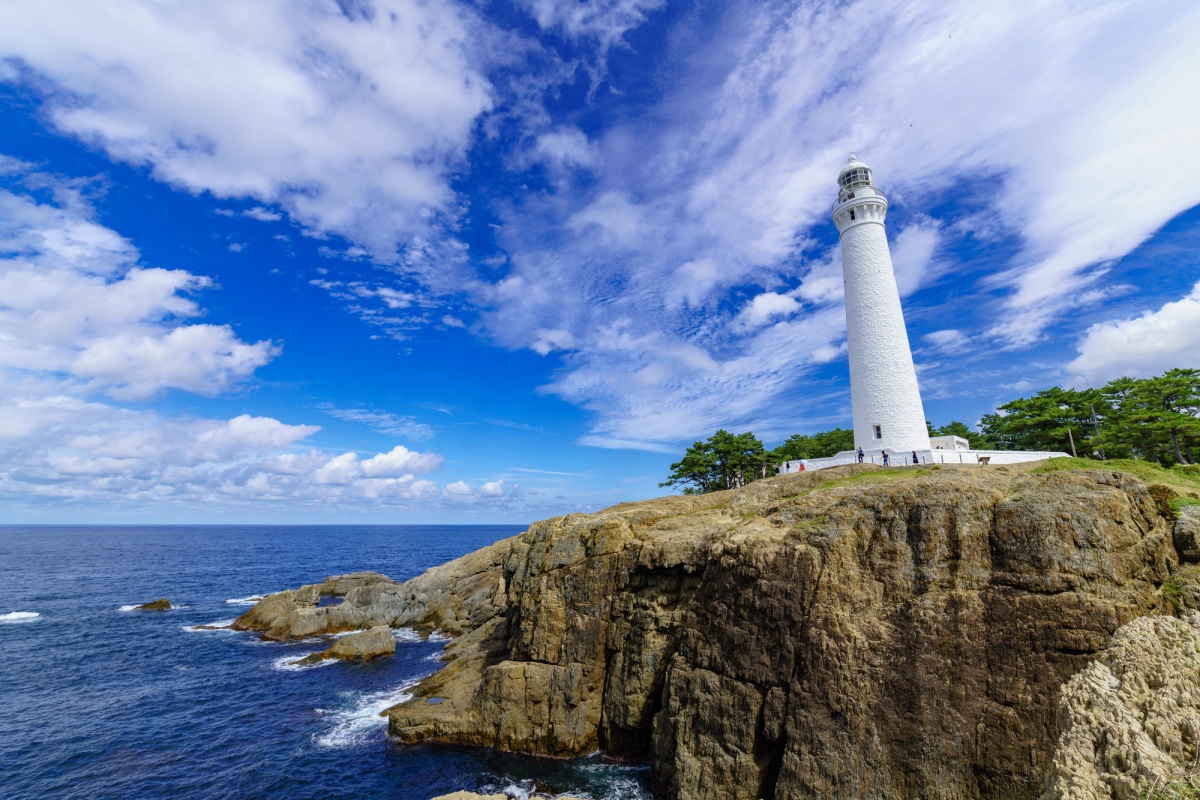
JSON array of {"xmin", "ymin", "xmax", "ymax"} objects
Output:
[
  {"xmin": 516, "ymin": 0, "xmax": 664, "ymax": 49},
  {"xmin": 443, "ymin": 480, "xmax": 471, "ymax": 497},
  {"xmin": 535, "ymin": 127, "xmax": 598, "ymax": 169},
  {"xmin": 0, "ymin": 0, "xmax": 495, "ymax": 259},
  {"xmin": 361, "ymin": 445, "xmax": 444, "ymax": 477},
  {"xmin": 1067, "ymin": 282, "xmax": 1200, "ymax": 385},
  {"xmin": 889, "ymin": 221, "xmax": 941, "ymax": 298},
  {"xmin": 243, "ymin": 207, "xmax": 282, "ymax": 222},
  {"xmin": 316, "ymin": 404, "xmax": 434, "ymax": 440},
  {"xmin": 480, "ymin": 479, "xmax": 505, "ymax": 496},
  {"xmin": 734, "ymin": 292, "xmax": 800, "ymax": 331},
  {"xmin": 0, "ymin": 182, "xmax": 277, "ymax": 398},
  {"xmin": 923, "ymin": 329, "xmax": 969, "ymax": 355},
  {"xmin": 531, "ymin": 328, "xmax": 576, "ymax": 356}
]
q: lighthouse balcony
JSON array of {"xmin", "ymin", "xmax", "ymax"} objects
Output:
[{"xmin": 833, "ymin": 187, "xmax": 885, "ymax": 209}]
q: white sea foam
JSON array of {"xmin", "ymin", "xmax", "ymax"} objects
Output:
[
  {"xmin": 271, "ymin": 653, "xmax": 335, "ymax": 673},
  {"xmin": 427, "ymin": 629, "xmax": 452, "ymax": 642},
  {"xmin": 392, "ymin": 627, "xmax": 423, "ymax": 642},
  {"xmin": 225, "ymin": 595, "xmax": 265, "ymax": 606},
  {"xmin": 0, "ymin": 611, "xmax": 40, "ymax": 624},
  {"xmin": 423, "ymin": 651, "xmax": 446, "ymax": 663},
  {"xmin": 314, "ymin": 677, "xmax": 424, "ymax": 748},
  {"xmin": 117, "ymin": 604, "xmax": 139, "ymax": 612},
  {"xmin": 182, "ymin": 619, "xmax": 237, "ymax": 633},
  {"xmin": 118, "ymin": 603, "xmax": 184, "ymax": 611}
]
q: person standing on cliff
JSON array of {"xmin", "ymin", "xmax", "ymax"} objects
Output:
[
  {"xmin": 882, "ymin": 451, "xmax": 890, "ymax": 466},
  {"xmin": 911, "ymin": 450, "xmax": 918, "ymax": 466},
  {"xmin": 857, "ymin": 447, "xmax": 864, "ymax": 463}
]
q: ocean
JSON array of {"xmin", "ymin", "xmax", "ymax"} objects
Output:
[{"xmin": 0, "ymin": 525, "xmax": 651, "ymax": 800}]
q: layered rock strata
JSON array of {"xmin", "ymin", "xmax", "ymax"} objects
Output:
[{"xmin": 384, "ymin": 465, "xmax": 1179, "ymax": 800}]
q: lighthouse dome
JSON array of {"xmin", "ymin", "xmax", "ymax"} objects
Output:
[{"xmin": 837, "ymin": 153, "xmax": 873, "ymax": 192}]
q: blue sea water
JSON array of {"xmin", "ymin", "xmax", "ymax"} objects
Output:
[{"xmin": 0, "ymin": 526, "xmax": 651, "ymax": 800}]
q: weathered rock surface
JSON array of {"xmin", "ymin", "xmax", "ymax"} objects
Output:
[
  {"xmin": 297, "ymin": 626, "xmax": 396, "ymax": 665},
  {"xmin": 136, "ymin": 598, "xmax": 171, "ymax": 611},
  {"xmin": 385, "ymin": 464, "xmax": 1182, "ymax": 800},
  {"xmin": 1041, "ymin": 612, "xmax": 1200, "ymax": 799},
  {"xmin": 232, "ymin": 544, "xmax": 510, "ymax": 641},
  {"xmin": 1173, "ymin": 505, "xmax": 1200, "ymax": 562}
]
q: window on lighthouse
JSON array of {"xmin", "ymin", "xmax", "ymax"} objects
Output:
[
  {"xmin": 849, "ymin": 209, "xmax": 855, "ymax": 220},
  {"xmin": 873, "ymin": 424, "xmax": 882, "ymax": 439}
]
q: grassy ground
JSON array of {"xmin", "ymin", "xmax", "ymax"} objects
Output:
[
  {"xmin": 1031, "ymin": 457, "xmax": 1200, "ymax": 503},
  {"xmin": 1141, "ymin": 774, "xmax": 1200, "ymax": 799}
]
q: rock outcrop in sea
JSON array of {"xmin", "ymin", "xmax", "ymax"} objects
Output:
[
  {"xmin": 239, "ymin": 463, "xmax": 1200, "ymax": 799},
  {"xmin": 136, "ymin": 598, "xmax": 171, "ymax": 611},
  {"xmin": 297, "ymin": 626, "xmax": 396, "ymax": 665}
]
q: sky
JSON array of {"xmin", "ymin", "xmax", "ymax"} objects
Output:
[{"xmin": 1, "ymin": 0, "xmax": 1199, "ymax": 524}]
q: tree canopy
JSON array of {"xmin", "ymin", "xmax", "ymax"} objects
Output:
[
  {"xmin": 659, "ymin": 429, "xmax": 769, "ymax": 494},
  {"xmin": 979, "ymin": 369, "xmax": 1200, "ymax": 464},
  {"xmin": 661, "ymin": 369, "xmax": 1200, "ymax": 494}
]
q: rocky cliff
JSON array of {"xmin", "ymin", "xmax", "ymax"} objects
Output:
[{"xmin": 240, "ymin": 463, "xmax": 1200, "ymax": 799}]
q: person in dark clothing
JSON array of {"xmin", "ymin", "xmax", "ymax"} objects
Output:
[
  {"xmin": 911, "ymin": 450, "xmax": 919, "ymax": 465},
  {"xmin": 856, "ymin": 447, "xmax": 864, "ymax": 463},
  {"xmin": 882, "ymin": 451, "xmax": 890, "ymax": 466}
]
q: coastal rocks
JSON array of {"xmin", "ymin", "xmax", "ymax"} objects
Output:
[
  {"xmin": 297, "ymin": 626, "xmax": 396, "ymax": 665},
  {"xmin": 136, "ymin": 598, "xmax": 171, "ymax": 611},
  {"xmin": 233, "ymin": 542, "xmax": 511, "ymax": 641},
  {"xmin": 429, "ymin": 794, "xmax": 584, "ymax": 800},
  {"xmin": 1173, "ymin": 505, "xmax": 1200, "ymax": 562},
  {"xmin": 387, "ymin": 464, "xmax": 1181, "ymax": 800},
  {"xmin": 1040, "ymin": 612, "xmax": 1200, "ymax": 799}
]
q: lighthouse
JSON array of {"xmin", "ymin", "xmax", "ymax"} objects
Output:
[{"xmin": 831, "ymin": 154, "xmax": 931, "ymax": 456}]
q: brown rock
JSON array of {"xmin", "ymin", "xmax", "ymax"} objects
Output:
[
  {"xmin": 232, "ymin": 546, "xmax": 510, "ymax": 641},
  {"xmin": 136, "ymin": 598, "xmax": 171, "ymax": 611},
  {"xmin": 297, "ymin": 626, "xmax": 397, "ymax": 665},
  {"xmin": 1173, "ymin": 505, "xmax": 1200, "ymax": 562},
  {"xmin": 384, "ymin": 464, "xmax": 1181, "ymax": 799},
  {"xmin": 1041, "ymin": 612, "xmax": 1200, "ymax": 799}
]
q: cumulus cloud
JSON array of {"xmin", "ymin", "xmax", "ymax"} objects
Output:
[
  {"xmin": 1067, "ymin": 282, "xmax": 1200, "ymax": 385},
  {"xmin": 0, "ymin": 182, "xmax": 277, "ymax": 398},
  {"xmin": 734, "ymin": 292, "xmax": 801, "ymax": 331}
]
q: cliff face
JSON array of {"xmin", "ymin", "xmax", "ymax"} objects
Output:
[{"xmin": 382, "ymin": 465, "xmax": 1181, "ymax": 799}]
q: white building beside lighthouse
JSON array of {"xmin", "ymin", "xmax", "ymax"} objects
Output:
[
  {"xmin": 777, "ymin": 155, "xmax": 1067, "ymax": 472},
  {"xmin": 832, "ymin": 154, "xmax": 931, "ymax": 455}
]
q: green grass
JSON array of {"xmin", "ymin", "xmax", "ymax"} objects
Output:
[
  {"xmin": 813, "ymin": 467, "xmax": 936, "ymax": 492},
  {"xmin": 1140, "ymin": 774, "xmax": 1200, "ymax": 799},
  {"xmin": 1032, "ymin": 457, "xmax": 1200, "ymax": 498}
]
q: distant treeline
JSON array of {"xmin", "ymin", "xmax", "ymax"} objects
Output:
[{"xmin": 661, "ymin": 368, "xmax": 1200, "ymax": 495}]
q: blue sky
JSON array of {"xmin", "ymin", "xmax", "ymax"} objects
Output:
[{"xmin": 2, "ymin": 0, "xmax": 1199, "ymax": 523}]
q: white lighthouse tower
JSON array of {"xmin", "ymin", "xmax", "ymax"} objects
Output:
[{"xmin": 832, "ymin": 154, "xmax": 931, "ymax": 456}]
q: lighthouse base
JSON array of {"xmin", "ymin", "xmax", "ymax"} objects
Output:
[{"xmin": 778, "ymin": 448, "xmax": 1071, "ymax": 473}]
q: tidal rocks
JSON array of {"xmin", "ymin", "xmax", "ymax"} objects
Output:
[
  {"xmin": 429, "ymin": 794, "xmax": 583, "ymax": 800},
  {"xmin": 136, "ymin": 598, "xmax": 171, "ymax": 611},
  {"xmin": 232, "ymin": 546, "xmax": 511, "ymax": 641},
  {"xmin": 1041, "ymin": 612, "xmax": 1200, "ymax": 799},
  {"xmin": 297, "ymin": 626, "xmax": 396, "ymax": 665},
  {"xmin": 387, "ymin": 464, "xmax": 1182, "ymax": 800}
]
